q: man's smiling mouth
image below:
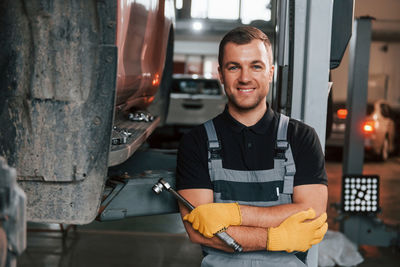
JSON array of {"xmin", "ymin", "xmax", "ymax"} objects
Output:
[{"xmin": 238, "ymin": 88, "xmax": 255, "ymax": 92}]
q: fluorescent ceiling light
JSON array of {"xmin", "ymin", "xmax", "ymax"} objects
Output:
[{"xmin": 176, "ymin": 0, "xmax": 183, "ymax": 10}]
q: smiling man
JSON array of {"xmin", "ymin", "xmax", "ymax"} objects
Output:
[
  {"xmin": 219, "ymin": 33, "xmax": 274, "ymax": 126},
  {"xmin": 176, "ymin": 26, "xmax": 328, "ymax": 267}
]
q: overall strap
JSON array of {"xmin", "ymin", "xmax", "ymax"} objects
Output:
[
  {"xmin": 204, "ymin": 120, "xmax": 223, "ymax": 179},
  {"xmin": 275, "ymin": 114, "xmax": 296, "ymax": 194}
]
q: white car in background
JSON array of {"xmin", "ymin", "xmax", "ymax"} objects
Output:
[
  {"xmin": 326, "ymin": 99, "xmax": 396, "ymax": 161},
  {"xmin": 166, "ymin": 75, "xmax": 226, "ymax": 126},
  {"xmin": 364, "ymin": 100, "xmax": 396, "ymax": 161}
]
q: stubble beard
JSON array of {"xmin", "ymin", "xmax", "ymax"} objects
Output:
[{"xmin": 227, "ymin": 93, "xmax": 266, "ymax": 112}]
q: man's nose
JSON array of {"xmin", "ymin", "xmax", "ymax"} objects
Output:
[{"xmin": 239, "ymin": 68, "xmax": 251, "ymax": 83}]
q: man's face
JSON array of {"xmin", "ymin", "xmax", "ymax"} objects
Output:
[{"xmin": 218, "ymin": 40, "xmax": 274, "ymax": 112}]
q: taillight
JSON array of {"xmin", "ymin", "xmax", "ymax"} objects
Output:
[
  {"xmin": 363, "ymin": 121, "xmax": 375, "ymax": 133},
  {"xmin": 337, "ymin": 109, "xmax": 348, "ymax": 119}
]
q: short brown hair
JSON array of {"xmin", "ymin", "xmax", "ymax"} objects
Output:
[{"xmin": 218, "ymin": 26, "xmax": 273, "ymax": 68}]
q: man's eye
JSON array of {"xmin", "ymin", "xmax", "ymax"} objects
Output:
[
  {"xmin": 252, "ymin": 65, "xmax": 263, "ymax": 70},
  {"xmin": 228, "ymin": 66, "xmax": 238, "ymax": 71}
]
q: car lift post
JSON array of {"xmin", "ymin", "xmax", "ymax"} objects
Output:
[
  {"xmin": 343, "ymin": 17, "xmax": 373, "ymax": 175},
  {"xmin": 336, "ymin": 17, "xmax": 400, "ymax": 248},
  {"xmin": 275, "ymin": 0, "xmax": 334, "ymax": 148}
]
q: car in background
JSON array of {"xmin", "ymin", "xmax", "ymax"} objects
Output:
[
  {"xmin": 364, "ymin": 100, "xmax": 396, "ymax": 160},
  {"xmin": 166, "ymin": 75, "xmax": 226, "ymax": 126},
  {"xmin": 326, "ymin": 100, "xmax": 396, "ymax": 161}
]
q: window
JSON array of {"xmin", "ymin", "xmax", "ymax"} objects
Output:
[
  {"xmin": 191, "ymin": 0, "xmax": 208, "ymax": 18},
  {"xmin": 191, "ymin": 0, "xmax": 271, "ymax": 23},
  {"xmin": 241, "ymin": 0, "xmax": 271, "ymax": 24},
  {"xmin": 203, "ymin": 80, "xmax": 222, "ymax": 95},
  {"xmin": 208, "ymin": 0, "xmax": 239, "ymax": 20},
  {"xmin": 172, "ymin": 79, "xmax": 222, "ymax": 95},
  {"xmin": 173, "ymin": 80, "xmax": 199, "ymax": 94}
]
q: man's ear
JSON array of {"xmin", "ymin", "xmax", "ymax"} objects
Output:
[
  {"xmin": 218, "ymin": 66, "xmax": 224, "ymax": 84},
  {"xmin": 268, "ymin": 65, "xmax": 275, "ymax": 83}
]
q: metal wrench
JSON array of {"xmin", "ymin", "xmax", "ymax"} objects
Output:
[{"xmin": 152, "ymin": 178, "xmax": 243, "ymax": 252}]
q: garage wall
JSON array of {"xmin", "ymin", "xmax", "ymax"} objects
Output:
[{"xmin": 331, "ymin": 0, "xmax": 400, "ymax": 106}]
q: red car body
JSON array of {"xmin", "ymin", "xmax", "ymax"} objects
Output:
[
  {"xmin": 116, "ymin": 0, "xmax": 174, "ymax": 112},
  {"xmin": 0, "ymin": 0, "xmax": 174, "ymax": 224}
]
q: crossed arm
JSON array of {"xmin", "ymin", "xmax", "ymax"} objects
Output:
[{"xmin": 178, "ymin": 184, "xmax": 328, "ymax": 252}]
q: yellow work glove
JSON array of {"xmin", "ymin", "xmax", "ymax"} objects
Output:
[
  {"xmin": 183, "ymin": 203, "xmax": 242, "ymax": 238},
  {"xmin": 267, "ymin": 208, "xmax": 328, "ymax": 252}
]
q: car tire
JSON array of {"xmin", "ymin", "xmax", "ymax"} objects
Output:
[{"xmin": 379, "ymin": 136, "xmax": 389, "ymax": 162}]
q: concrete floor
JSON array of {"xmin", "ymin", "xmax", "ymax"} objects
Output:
[{"xmin": 17, "ymin": 152, "xmax": 400, "ymax": 267}]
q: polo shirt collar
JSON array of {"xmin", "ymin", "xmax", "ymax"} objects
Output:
[{"xmin": 221, "ymin": 104, "xmax": 274, "ymax": 134}]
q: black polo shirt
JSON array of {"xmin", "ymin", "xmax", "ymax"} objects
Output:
[{"xmin": 176, "ymin": 106, "xmax": 328, "ymax": 190}]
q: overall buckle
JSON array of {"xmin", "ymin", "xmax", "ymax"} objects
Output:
[
  {"xmin": 275, "ymin": 140, "xmax": 288, "ymax": 160},
  {"xmin": 208, "ymin": 140, "xmax": 221, "ymax": 160}
]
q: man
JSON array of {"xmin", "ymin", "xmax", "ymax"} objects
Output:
[{"xmin": 176, "ymin": 26, "xmax": 328, "ymax": 267}]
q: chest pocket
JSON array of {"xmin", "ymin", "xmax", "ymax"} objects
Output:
[{"xmin": 212, "ymin": 169, "xmax": 283, "ymax": 203}]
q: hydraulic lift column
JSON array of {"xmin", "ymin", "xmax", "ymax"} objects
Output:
[
  {"xmin": 339, "ymin": 18, "xmax": 400, "ymax": 248},
  {"xmin": 343, "ymin": 18, "xmax": 373, "ymax": 175},
  {"xmin": 275, "ymin": 0, "xmax": 334, "ymax": 146}
]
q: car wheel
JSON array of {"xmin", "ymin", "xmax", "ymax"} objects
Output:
[{"xmin": 379, "ymin": 136, "xmax": 389, "ymax": 161}]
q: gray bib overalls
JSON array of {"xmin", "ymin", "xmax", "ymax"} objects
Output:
[{"xmin": 201, "ymin": 114, "xmax": 318, "ymax": 267}]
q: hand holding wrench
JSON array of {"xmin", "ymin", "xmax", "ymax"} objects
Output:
[{"xmin": 152, "ymin": 178, "xmax": 243, "ymax": 252}]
